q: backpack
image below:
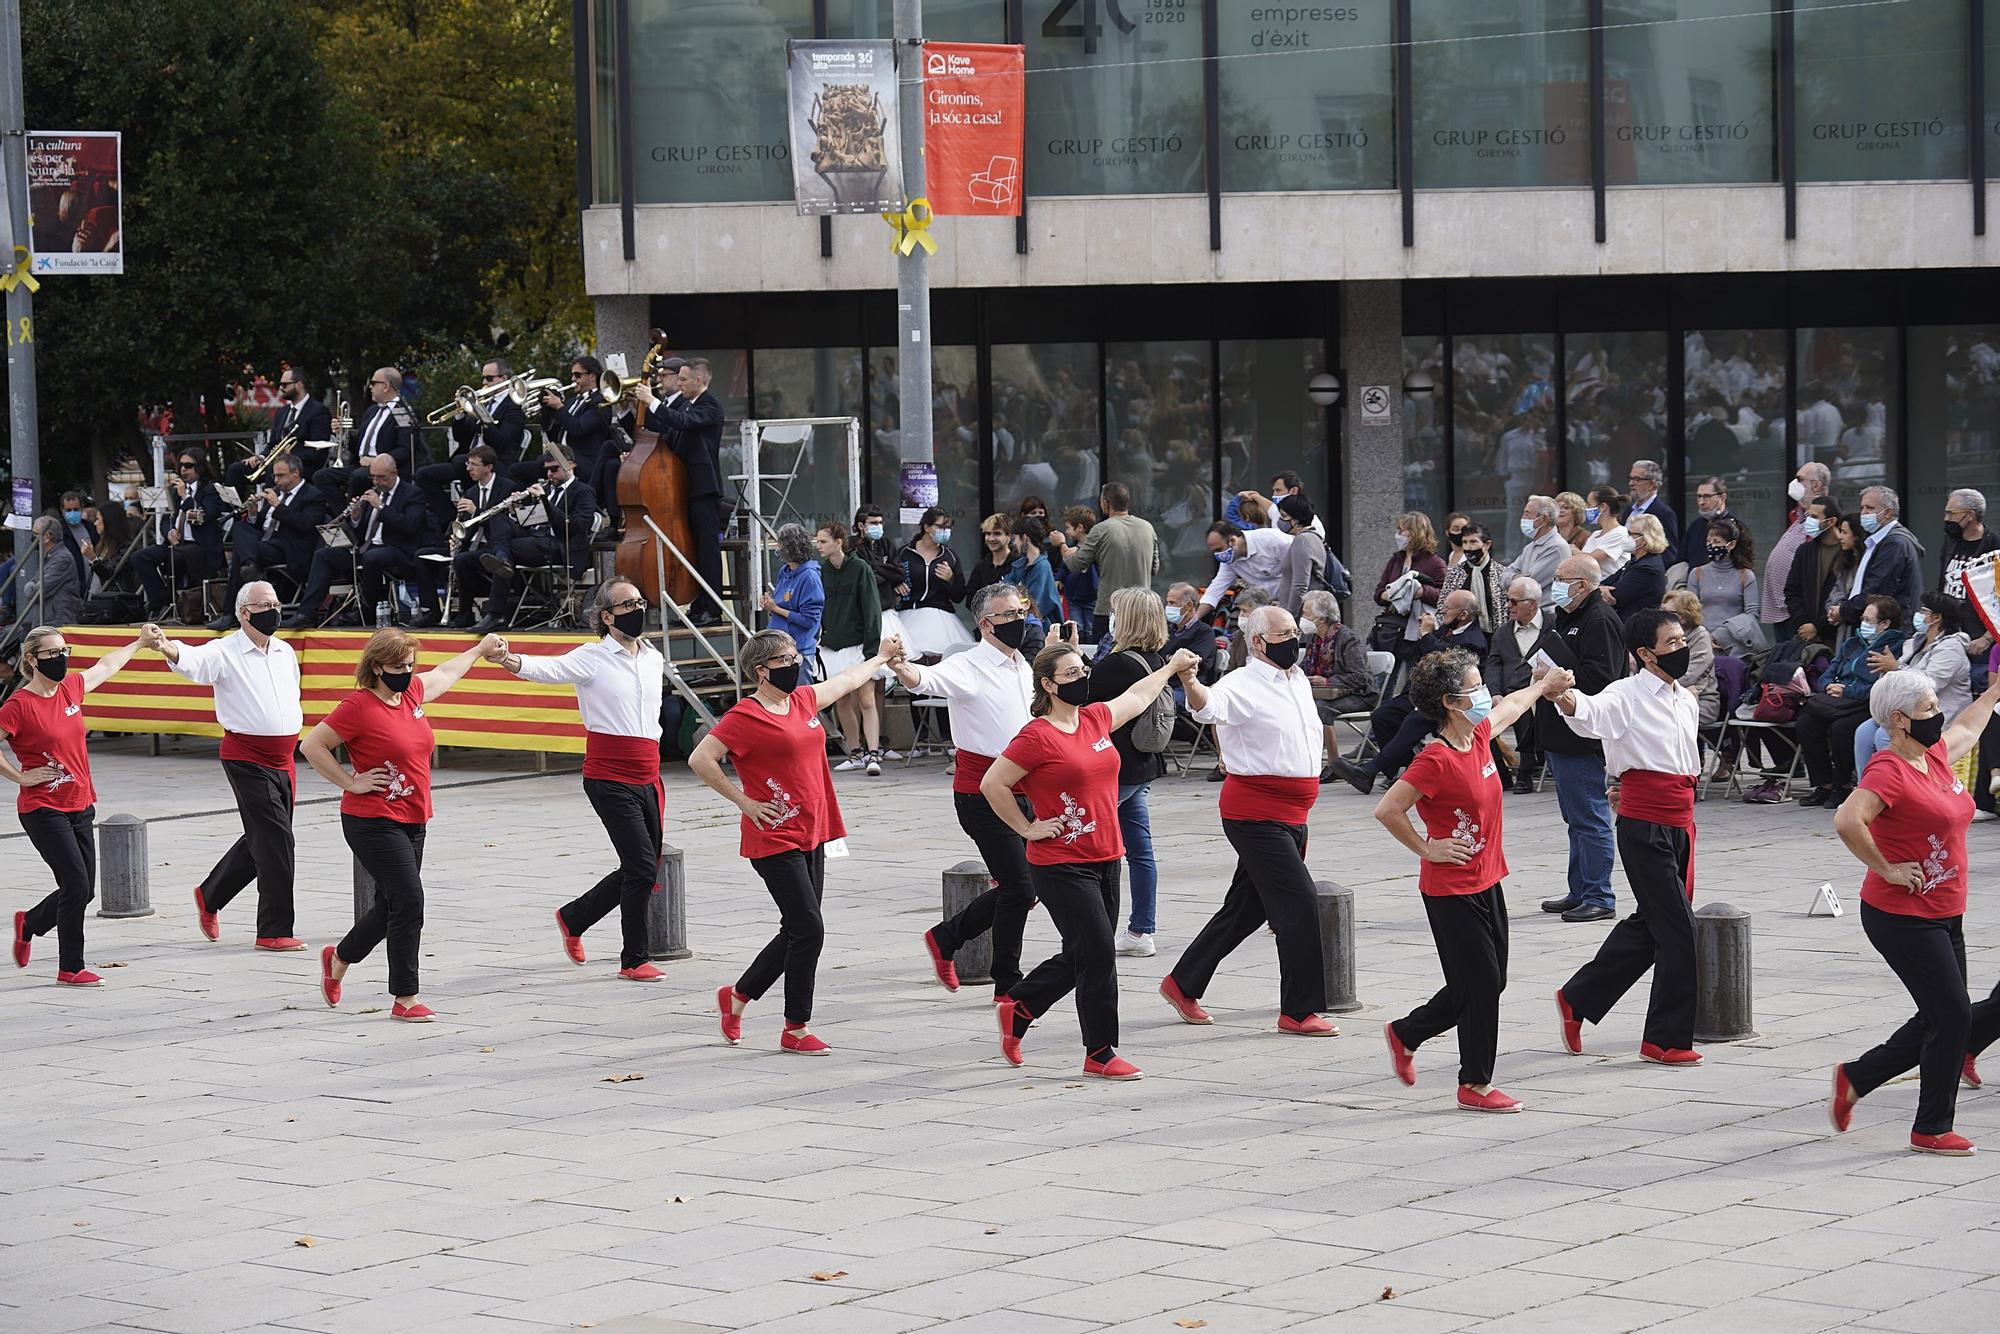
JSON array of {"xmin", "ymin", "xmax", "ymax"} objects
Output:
[{"xmin": 1123, "ymin": 650, "xmax": 1177, "ymax": 754}]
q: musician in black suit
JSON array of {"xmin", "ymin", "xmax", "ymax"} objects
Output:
[
  {"xmin": 285, "ymin": 455, "xmax": 436, "ymax": 628},
  {"xmin": 137, "ymin": 445, "xmax": 227, "ymax": 620},
  {"xmin": 417, "ymin": 357, "xmax": 530, "ymax": 531},
  {"xmin": 535, "ymin": 355, "xmax": 614, "ymax": 493},
  {"xmin": 314, "ymin": 366, "xmax": 416, "ymax": 499},
  {"xmin": 208, "ymin": 455, "xmax": 330, "ymax": 629},
  {"xmin": 471, "ymin": 444, "xmax": 598, "ymax": 632},
  {"xmin": 1485, "ymin": 573, "xmax": 1561, "ymax": 792},
  {"xmin": 653, "ymin": 356, "xmax": 727, "ymax": 624},
  {"xmin": 226, "ymin": 370, "xmax": 333, "ymax": 493},
  {"xmin": 419, "ymin": 445, "xmax": 518, "ymax": 629}
]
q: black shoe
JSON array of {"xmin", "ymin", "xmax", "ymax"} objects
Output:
[
  {"xmin": 479, "ymin": 552, "xmax": 515, "ymax": 584},
  {"xmin": 1205, "ymin": 766, "xmax": 1226, "ymax": 783},
  {"xmin": 1541, "ymin": 896, "xmax": 1581, "ymax": 914},
  {"xmin": 1562, "ymin": 904, "xmax": 1616, "ymax": 923},
  {"xmin": 1800, "ymin": 786, "xmax": 1834, "ymax": 808},
  {"xmin": 408, "ymin": 610, "xmax": 442, "ymax": 629},
  {"xmin": 1328, "ymin": 756, "xmax": 1376, "ymax": 796},
  {"xmin": 280, "ymin": 611, "xmax": 316, "ymax": 630},
  {"xmin": 447, "ymin": 613, "xmax": 475, "ymax": 631},
  {"xmin": 688, "ymin": 610, "xmax": 721, "ymax": 628},
  {"xmin": 328, "ymin": 609, "xmax": 362, "ymax": 628},
  {"xmin": 1513, "ymin": 768, "xmax": 1539, "ymax": 795},
  {"xmin": 1824, "ymin": 785, "xmax": 1853, "ymax": 808},
  {"xmin": 205, "ymin": 612, "xmax": 236, "ymax": 632},
  {"xmin": 1320, "ymin": 765, "xmax": 1338, "ymax": 785},
  {"xmin": 469, "ymin": 615, "xmax": 505, "ymax": 635}
]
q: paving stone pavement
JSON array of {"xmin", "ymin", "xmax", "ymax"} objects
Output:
[{"xmin": 6, "ymin": 735, "xmax": 2000, "ymax": 1333}]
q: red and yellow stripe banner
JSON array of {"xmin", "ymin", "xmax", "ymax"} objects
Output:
[{"xmin": 59, "ymin": 627, "xmax": 597, "ymax": 755}]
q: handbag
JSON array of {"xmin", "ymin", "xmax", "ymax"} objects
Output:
[{"xmin": 1750, "ymin": 680, "xmax": 1805, "ymax": 724}]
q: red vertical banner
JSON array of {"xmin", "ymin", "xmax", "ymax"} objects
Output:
[{"xmin": 923, "ymin": 43, "xmax": 1025, "ymax": 217}]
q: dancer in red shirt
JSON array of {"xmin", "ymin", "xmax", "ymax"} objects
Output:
[
  {"xmin": 691, "ymin": 628, "xmax": 903, "ymax": 1054},
  {"xmin": 4, "ymin": 625, "xmax": 153, "ymax": 986},
  {"xmin": 981, "ymin": 641, "xmax": 1200, "ymax": 1080},
  {"xmin": 1374, "ymin": 647, "xmax": 1563, "ymax": 1113},
  {"xmin": 300, "ymin": 627, "xmax": 499, "ymax": 1021}
]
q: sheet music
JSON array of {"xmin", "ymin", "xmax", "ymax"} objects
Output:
[
  {"xmin": 317, "ymin": 522, "xmax": 352, "ymax": 551},
  {"xmin": 515, "ymin": 503, "xmax": 549, "ymax": 528},
  {"xmin": 215, "ymin": 485, "xmax": 242, "ymax": 508}
]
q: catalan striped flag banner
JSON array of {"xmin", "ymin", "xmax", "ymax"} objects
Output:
[
  {"xmin": 1963, "ymin": 552, "xmax": 2000, "ymax": 642},
  {"xmin": 59, "ymin": 626, "xmax": 596, "ymax": 754}
]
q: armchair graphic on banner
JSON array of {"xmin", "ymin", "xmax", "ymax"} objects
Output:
[
  {"xmin": 786, "ymin": 40, "xmax": 904, "ymax": 216},
  {"xmin": 27, "ymin": 131, "xmax": 123, "ymax": 275},
  {"xmin": 922, "ymin": 43, "xmax": 1025, "ymax": 216}
]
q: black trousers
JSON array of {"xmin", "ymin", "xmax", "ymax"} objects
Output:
[
  {"xmin": 337, "ymin": 814, "xmax": 427, "ymax": 997},
  {"xmin": 136, "ymin": 542, "xmax": 215, "ymax": 610},
  {"xmin": 1170, "ymin": 820, "xmax": 1326, "ymax": 1020},
  {"xmin": 1847, "ymin": 905, "xmax": 1973, "ymax": 1135},
  {"xmin": 590, "ymin": 449, "xmax": 622, "ymax": 529},
  {"xmin": 200, "ymin": 761, "xmax": 296, "ymax": 938},
  {"xmin": 559, "ymin": 777, "xmax": 663, "ymax": 970},
  {"xmin": 738, "ymin": 845, "xmax": 826, "ymax": 1023},
  {"xmin": 485, "ymin": 532, "xmax": 572, "ymax": 617},
  {"xmin": 687, "ymin": 494, "xmax": 725, "ymax": 616},
  {"xmin": 20, "ymin": 805, "xmax": 95, "ymax": 973},
  {"xmin": 414, "ymin": 457, "xmax": 470, "ymax": 532},
  {"xmin": 1394, "ymin": 884, "xmax": 1510, "ymax": 1086},
  {"xmin": 931, "ymin": 791, "xmax": 1036, "ymax": 995},
  {"xmin": 358, "ymin": 545, "xmax": 435, "ymax": 617},
  {"xmin": 312, "ymin": 463, "xmax": 374, "ymax": 499},
  {"xmin": 1562, "ymin": 816, "xmax": 1696, "ymax": 1050},
  {"xmin": 1363, "ymin": 696, "xmax": 1431, "ymax": 777},
  {"xmin": 227, "ymin": 529, "xmax": 309, "ymax": 603},
  {"xmin": 448, "ymin": 548, "xmax": 492, "ymax": 617},
  {"xmin": 1797, "ymin": 694, "xmax": 1869, "ymax": 788},
  {"xmin": 1011, "ymin": 859, "xmax": 1121, "ymax": 1052}
]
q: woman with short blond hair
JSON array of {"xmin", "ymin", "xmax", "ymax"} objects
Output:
[{"xmin": 1090, "ymin": 587, "xmax": 1171, "ymax": 956}]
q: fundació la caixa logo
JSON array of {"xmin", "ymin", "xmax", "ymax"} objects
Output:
[{"xmin": 1042, "ymin": 0, "xmax": 1136, "ymax": 55}]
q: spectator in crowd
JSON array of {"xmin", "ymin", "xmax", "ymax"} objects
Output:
[
  {"xmin": 1852, "ymin": 593, "xmax": 1974, "ymax": 777},
  {"xmin": 1581, "ymin": 486, "xmax": 1635, "ymax": 576},
  {"xmin": 1299, "ymin": 588, "xmax": 1371, "ymax": 778},
  {"xmin": 1685, "ymin": 515, "xmax": 1759, "ymax": 627},
  {"xmin": 898, "ymin": 506, "xmax": 972, "ymax": 658},
  {"xmin": 815, "ymin": 521, "xmax": 886, "ymax": 775},
  {"xmin": 1798, "ymin": 595, "xmax": 1907, "ymax": 808},
  {"xmin": 1554, "ymin": 491, "xmax": 1591, "ymax": 549},
  {"xmin": 1623, "ymin": 459, "xmax": 1681, "ymax": 565},
  {"xmin": 1486, "ymin": 575, "xmax": 1557, "ymax": 793},
  {"xmin": 1370, "ymin": 511, "xmax": 1447, "ymax": 639},
  {"xmin": 1055, "ymin": 506, "xmax": 1098, "ymax": 631},
  {"xmin": 1660, "ymin": 589, "xmax": 1722, "ymax": 726},
  {"xmin": 1224, "ymin": 587, "xmax": 1277, "ymax": 675},
  {"xmin": 1513, "ymin": 495, "xmax": 1571, "ymax": 609},
  {"xmin": 1016, "ymin": 495, "xmax": 1050, "ymax": 525},
  {"xmin": 964, "ymin": 514, "xmax": 1016, "ymax": 602},
  {"xmin": 1226, "ymin": 471, "xmax": 1325, "ymax": 541},
  {"xmin": 1784, "ymin": 497, "xmax": 1846, "ymax": 641},
  {"xmin": 1839, "ymin": 487, "xmax": 1923, "ymax": 632},
  {"xmin": 1050, "ymin": 482, "xmax": 1159, "ymax": 642},
  {"xmin": 1440, "ymin": 511, "xmax": 1473, "ymax": 572},
  {"xmin": 1163, "ymin": 581, "xmax": 1217, "ymax": 666},
  {"xmin": 1940, "ymin": 488, "xmax": 1998, "ymax": 604},
  {"xmin": 1537, "ymin": 555, "xmax": 1627, "ymax": 922},
  {"xmin": 1090, "ymin": 587, "xmax": 1172, "ymax": 959},
  {"xmin": 1326, "ymin": 589, "xmax": 1488, "ymax": 795},
  {"xmin": 0, "ymin": 519, "xmax": 82, "ymax": 661},
  {"xmin": 1684, "ymin": 476, "xmax": 1738, "ymax": 564},
  {"xmin": 1271, "ymin": 494, "xmax": 1327, "ymax": 617},
  {"xmin": 1442, "ymin": 524, "xmax": 1504, "ymax": 636},
  {"xmin": 1004, "ymin": 515, "xmax": 1063, "ymax": 624},
  {"xmin": 1200, "ymin": 519, "xmax": 1293, "ymax": 617},
  {"xmin": 851, "ymin": 503, "xmax": 906, "ymax": 613},
  {"xmin": 1604, "ymin": 514, "xmax": 1669, "ymax": 626},
  {"xmin": 1764, "ymin": 461, "xmax": 1835, "ymax": 638},
  {"xmin": 762, "ymin": 524, "xmax": 825, "ymax": 678}
]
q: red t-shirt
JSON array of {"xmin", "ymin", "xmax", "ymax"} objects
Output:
[
  {"xmin": 0, "ymin": 674, "xmax": 95, "ymax": 814},
  {"xmin": 1399, "ymin": 719, "xmax": 1508, "ymax": 896},
  {"xmin": 1857, "ymin": 742, "xmax": 1975, "ymax": 919},
  {"xmin": 707, "ymin": 686, "xmax": 846, "ymax": 858},
  {"xmin": 324, "ymin": 680, "xmax": 435, "ymax": 823},
  {"xmin": 1001, "ymin": 703, "xmax": 1124, "ymax": 866}
]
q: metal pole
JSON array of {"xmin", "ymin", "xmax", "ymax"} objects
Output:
[
  {"xmin": 893, "ymin": 0, "xmax": 933, "ymax": 503},
  {"xmin": 0, "ymin": 0, "xmax": 39, "ymax": 566}
]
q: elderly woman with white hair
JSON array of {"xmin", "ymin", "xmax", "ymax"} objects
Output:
[
  {"xmin": 1830, "ymin": 668, "xmax": 2000, "ymax": 1155},
  {"xmin": 1299, "ymin": 589, "xmax": 1371, "ymax": 775},
  {"xmin": 761, "ymin": 523, "xmax": 826, "ymax": 679}
]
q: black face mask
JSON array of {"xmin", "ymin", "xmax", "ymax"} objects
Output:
[
  {"xmin": 1465, "ymin": 549, "xmax": 1487, "ymax": 566},
  {"xmin": 764, "ymin": 661, "xmax": 802, "ymax": 694},
  {"xmin": 380, "ymin": 669, "xmax": 414, "ymax": 694},
  {"xmin": 611, "ymin": 608, "xmax": 645, "ymax": 639},
  {"xmin": 1944, "ymin": 520, "xmax": 1966, "ymax": 543},
  {"xmin": 1261, "ymin": 637, "xmax": 1301, "ymax": 670},
  {"xmin": 1053, "ymin": 675, "xmax": 1093, "ymax": 707},
  {"xmin": 35, "ymin": 652, "xmax": 69, "ymax": 683},
  {"xmin": 1446, "ymin": 529, "xmax": 1464, "ymax": 547},
  {"xmin": 1650, "ymin": 646, "xmax": 1692, "ymax": 680},
  {"xmin": 246, "ymin": 608, "xmax": 281, "ymax": 636},
  {"xmin": 1907, "ymin": 711, "xmax": 1946, "ymax": 748},
  {"xmin": 990, "ymin": 619, "xmax": 1029, "ymax": 651},
  {"xmin": 1708, "ymin": 547, "xmax": 1731, "ymax": 565}
]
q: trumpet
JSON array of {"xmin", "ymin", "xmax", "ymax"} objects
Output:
[
  {"xmin": 594, "ymin": 369, "xmax": 644, "ymax": 408},
  {"xmin": 426, "ymin": 385, "xmax": 480, "ymax": 425}
]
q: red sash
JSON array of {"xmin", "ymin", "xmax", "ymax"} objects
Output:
[
  {"xmin": 1219, "ymin": 774, "xmax": 1320, "ymax": 826},
  {"xmin": 584, "ymin": 734, "xmax": 668, "ymax": 892},
  {"xmin": 220, "ymin": 731, "xmax": 297, "ymax": 775},
  {"xmin": 1617, "ymin": 769, "xmax": 1697, "ymax": 901},
  {"xmin": 954, "ymin": 749, "xmax": 996, "ymax": 795}
]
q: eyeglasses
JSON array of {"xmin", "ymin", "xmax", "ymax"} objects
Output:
[
  {"xmin": 178, "ymin": 461, "xmax": 198, "ymax": 470},
  {"xmin": 1696, "ymin": 490, "xmax": 1720, "ymax": 501},
  {"xmin": 570, "ymin": 370, "xmax": 589, "ymax": 380},
  {"xmin": 608, "ymin": 597, "xmax": 647, "ymax": 615},
  {"xmin": 369, "ymin": 379, "xmax": 392, "ymax": 388},
  {"xmin": 243, "ymin": 602, "xmax": 281, "ymax": 614},
  {"xmin": 985, "ymin": 609, "xmax": 1027, "ymax": 624},
  {"xmin": 1506, "ymin": 595, "xmax": 1539, "ymax": 605},
  {"xmin": 481, "ymin": 373, "xmax": 504, "ymax": 382}
]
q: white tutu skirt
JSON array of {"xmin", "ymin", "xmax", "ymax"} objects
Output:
[
  {"xmin": 896, "ymin": 606, "xmax": 973, "ymax": 659},
  {"xmin": 819, "ymin": 610, "xmax": 908, "ymax": 681}
]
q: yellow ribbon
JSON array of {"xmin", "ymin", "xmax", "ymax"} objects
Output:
[
  {"xmin": 881, "ymin": 198, "xmax": 938, "ymax": 256},
  {"xmin": 0, "ymin": 245, "xmax": 40, "ymax": 294}
]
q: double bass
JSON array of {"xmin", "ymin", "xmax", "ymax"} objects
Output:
[{"xmin": 615, "ymin": 395, "xmax": 698, "ymax": 607}]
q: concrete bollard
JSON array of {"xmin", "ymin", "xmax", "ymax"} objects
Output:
[
  {"xmin": 353, "ymin": 857, "xmax": 377, "ymax": 923},
  {"xmin": 647, "ymin": 842, "xmax": 692, "ymax": 962},
  {"xmin": 1694, "ymin": 901, "xmax": 1756, "ymax": 1042},
  {"xmin": 941, "ymin": 860, "xmax": 994, "ymax": 986},
  {"xmin": 96, "ymin": 814, "xmax": 154, "ymax": 919},
  {"xmin": 1312, "ymin": 880, "xmax": 1361, "ymax": 1013}
]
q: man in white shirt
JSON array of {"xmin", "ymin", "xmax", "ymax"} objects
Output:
[
  {"xmin": 889, "ymin": 583, "xmax": 1039, "ymax": 999},
  {"xmin": 488, "ymin": 579, "xmax": 668, "ymax": 981},
  {"xmin": 147, "ymin": 584, "xmax": 307, "ymax": 951},
  {"xmin": 1197, "ymin": 521, "xmax": 1291, "ymax": 615},
  {"xmin": 1159, "ymin": 605, "xmax": 1334, "ymax": 1036},
  {"xmin": 1545, "ymin": 607, "xmax": 1705, "ymax": 1068}
]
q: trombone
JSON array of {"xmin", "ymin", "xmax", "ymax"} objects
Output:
[{"xmin": 244, "ymin": 426, "xmax": 300, "ymax": 484}]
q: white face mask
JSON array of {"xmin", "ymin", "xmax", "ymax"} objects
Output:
[
  {"xmin": 1394, "ymin": 532, "xmax": 1410, "ymax": 552},
  {"xmin": 1787, "ymin": 478, "xmax": 1807, "ymax": 503},
  {"xmin": 1299, "ymin": 618, "xmax": 1318, "ymax": 636}
]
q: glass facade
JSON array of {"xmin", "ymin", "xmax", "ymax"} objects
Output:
[
  {"xmin": 750, "ymin": 346, "xmax": 863, "ymax": 530},
  {"xmin": 1026, "ymin": 0, "xmax": 1205, "ymax": 196},
  {"xmin": 1797, "ymin": 327, "xmax": 1898, "ymax": 496},
  {"xmin": 1797, "ymin": 0, "xmax": 1967, "ymax": 182},
  {"xmin": 1683, "ymin": 329, "xmax": 1788, "ymax": 563},
  {"xmin": 1604, "ymin": 0, "xmax": 1776, "ymax": 185},
  {"xmin": 869, "ymin": 345, "xmax": 981, "ymax": 527},
  {"xmin": 1411, "ymin": 1, "xmax": 1591, "ymax": 189},
  {"xmin": 1107, "ymin": 340, "xmax": 1211, "ymax": 574},
  {"xmin": 1402, "ymin": 337, "xmax": 1447, "ymax": 519},
  {"xmin": 1218, "ymin": 339, "xmax": 1332, "ymax": 526},
  {"xmin": 993, "ymin": 342, "xmax": 1101, "ymax": 513},
  {"xmin": 1564, "ymin": 332, "xmax": 1668, "ymax": 499},
  {"xmin": 1219, "ymin": 2, "xmax": 1395, "ymax": 192},
  {"xmin": 1450, "ymin": 334, "xmax": 1557, "ymax": 537},
  {"xmin": 1908, "ymin": 325, "xmax": 2000, "ymax": 587}
]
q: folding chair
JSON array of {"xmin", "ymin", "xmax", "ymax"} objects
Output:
[
  {"xmin": 1722, "ymin": 718, "xmax": 1803, "ymax": 800},
  {"xmin": 896, "ymin": 641, "xmax": 973, "ymax": 766},
  {"xmin": 1333, "ymin": 650, "xmax": 1397, "ymax": 760}
]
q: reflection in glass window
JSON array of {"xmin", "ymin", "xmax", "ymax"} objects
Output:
[
  {"xmin": 1218, "ymin": 341, "xmax": 1330, "ymax": 522},
  {"xmin": 1027, "ymin": 0, "xmax": 1205, "ymax": 195},
  {"xmin": 868, "ymin": 346, "xmax": 981, "ymax": 531},
  {"xmin": 992, "ymin": 343, "xmax": 1100, "ymax": 515},
  {"xmin": 1453, "ymin": 334, "xmax": 1557, "ymax": 547},
  {"xmin": 1908, "ymin": 326, "xmax": 2000, "ymax": 589},
  {"xmin": 1403, "ymin": 337, "xmax": 1448, "ymax": 518},
  {"xmin": 751, "ymin": 347, "xmax": 864, "ymax": 534},
  {"xmin": 593, "ymin": 0, "xmax": 620, "ymax": 202},
  {"xmin": 1108, "ymin": 341, "xmax": 1212, "ymax": 579},
  {"xmin": 1411, "ymin": 1, "xmax": 1590, "ymax": 188},
  {"xmin": 1219, "ymin": 3, "xmax": 1395, "ymax": 191},
  {"xmin": 1603, "ymin": 0, "xmax": 1776, "ymax": 185},
  {"xmin": 1564, "ymin": 333, "xmax": 1668, "ymax": 505},
  {"xmin": 1797, "ymin": 328, "xmax": 1899, "ymax": 500},
  {"xmin": 1683, "ymin": 330, "xmax": 1790, "ymax": 563},
  {"xmin": 629, "ymin": 0, "xmax": 807, "ymax": 204},
  {"xmin": 1797, "ymin": 0, "xmax": 1966, "ymax": 182}
]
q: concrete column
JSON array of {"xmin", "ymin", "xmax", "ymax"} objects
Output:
[
  {"xmin": 1311, "ymin": 880, "xmax": 1361, "ymax": 1013},
  {"xmin": 592, "ymin": 294, "xmax": 651, "ymax": 372},
  {"xmin": 647, "ymin": 843, "xmax": 692, "ymax": 962},
  {"xmin": 96, "ymin": 815, "xmax": 153, "ymax": 919},
  {"xmin": 940, "ymin": 861, "xmax": 993, "ymax": 987},
  {"xmin": 1340, "ymin": 280, "xmax": 1404, "ymax": 643},
  {"xmin": 1694, "ymin": 901, "xmax": 1756, "ymax": 1041}
]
